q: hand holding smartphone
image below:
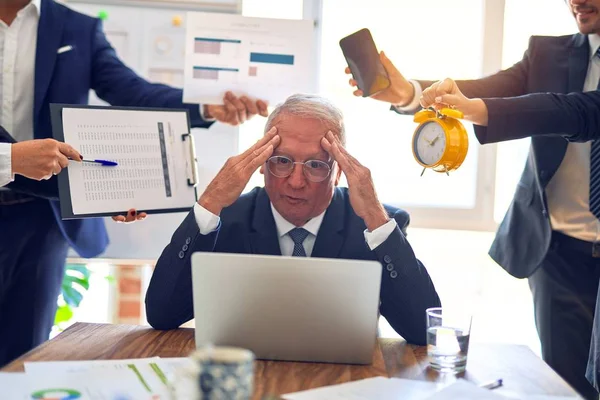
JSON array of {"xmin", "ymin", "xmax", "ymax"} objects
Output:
[{"xmin": 339, "ymin": 28, "xmax": 390, "ymax": 97}]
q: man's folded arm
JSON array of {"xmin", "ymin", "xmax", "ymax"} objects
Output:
[
  {"xmin": 372, "ymin": 210, "xmax": 441, "ymax": 345},
  {"xmin": 145, "ymin": 206, "xmax": 221, "ymax": 329}
]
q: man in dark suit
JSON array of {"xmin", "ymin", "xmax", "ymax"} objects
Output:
[
  {"xmin": 0, "ymin": 0, "xmax": 266, "ymax": 367},
  {"xmin": 347, "ymin": 1, "xmax": 600, "ymax": 397},
  {"xmin": 421, "ymin": 77, "xmax": 600, "ymax": 393},
  {"xmin": 145, "ymin": 94, "xmax": 441, "ymax": 345}
]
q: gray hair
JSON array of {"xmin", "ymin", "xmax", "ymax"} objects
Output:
[{"xmin": 264, "ymin": 93, "xmax": 346, "ymax": 145}]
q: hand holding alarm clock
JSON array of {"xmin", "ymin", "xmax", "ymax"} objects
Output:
[
  {"xmin": 411, "ymin": 77, "xmax": 490, "ymax": 175},
  {"xmin": 420, "ymin": 77, "xmax": 489, "ymax": 126},
  {"xmin": 412, "ymin": 107, "xmax": 468, "ymax": 176}
]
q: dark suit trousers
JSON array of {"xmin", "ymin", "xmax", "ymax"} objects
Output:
[
  {"xmin": 0, "ymin": 199, "xmax": 69, "ymax": 366},
  {"xmin": 529, "ymin": 232, "xmax": 600, "ymax": 400}
]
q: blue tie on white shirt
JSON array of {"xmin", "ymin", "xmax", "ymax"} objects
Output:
[
  {"xmin": 590, "ymin": 48, "xmax": 600, "ymax": 220},
  {"xmin": 288, "ymin": 228, "xmax": 310, "ymax": 257}
]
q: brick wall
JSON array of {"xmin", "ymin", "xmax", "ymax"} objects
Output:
[{"xmin": 116, "ymin": 265, "xmax": 144, "ymax": 324}]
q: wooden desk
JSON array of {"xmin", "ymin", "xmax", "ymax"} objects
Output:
[{"xmin": 1, "ymin": 323, "xmax": 579, "ymax": 398}]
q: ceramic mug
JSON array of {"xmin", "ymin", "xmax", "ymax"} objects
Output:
[{"xmin": 169, "ymin": 346, "xmax": 255, "ymax": 400}]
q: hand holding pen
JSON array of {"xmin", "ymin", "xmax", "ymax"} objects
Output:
[
  {"xmin": 11, "ymin": 138, "xmax": 82, "ymax": 181},
  {"xmin": 82, "ymin": 159, "xmax": 118, "ymax": 166}
]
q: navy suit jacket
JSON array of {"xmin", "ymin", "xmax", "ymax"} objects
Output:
[
  {"xmin": 474, "ymin": 90, "xmax": 600, "ymax": 144},
  {"xmin": 398, "ymin": 34, "xmax": 590, "ymax": 279},
  {"xmin": 145, "ymin": 187, "xmax": 441, "ymax": 345},
  {"xmin": 1, "ymin": 0, "xmax": 213, "ymax": 258}
]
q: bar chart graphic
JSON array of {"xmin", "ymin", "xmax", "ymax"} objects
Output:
[
  {"xmin": 183, "ymin": 12, "xmax": 315, "ymax": 105},
  {"xmin": 194, "ymin": 37, "xmax": 241, "ymax": 57},
  {"xmin": 249, "ymin": 52, "xmax": 294, "ymax": 65},
  {"xmin": 193, "ymin": 66, "xmax": 240, "ymax": 83}
]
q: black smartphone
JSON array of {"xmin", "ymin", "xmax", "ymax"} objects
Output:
[{"xmin": 339, "ymin": 28, "xmax": 390, "ymax": 97}]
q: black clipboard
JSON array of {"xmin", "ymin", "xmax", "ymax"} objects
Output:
[{"xmin": 50, "ymin": 103, "xmax": 199, "ymax": 220}]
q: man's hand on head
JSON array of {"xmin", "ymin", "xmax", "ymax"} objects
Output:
[
  {"xmin": 204, "ymin": 91, "xmax": 269, "ymax": 126},
  {"xmin": 198, "ymin": 127, "xmax": 280, "ymax": 215},
  {"xmin": 321, "ymin": 131, "xmax": 389, "ymax": 231}
]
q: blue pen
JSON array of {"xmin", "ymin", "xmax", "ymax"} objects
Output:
[{"xmin": 82, "ymin": 159, "xmax": 118, "ymax": 166}]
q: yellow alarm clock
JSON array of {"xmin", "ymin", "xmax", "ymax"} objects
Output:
[{"xmin": 412, "ymin": 107, "xmax": 469, "ymax": 176}]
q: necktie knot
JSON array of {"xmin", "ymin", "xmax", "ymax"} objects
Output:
[
  {"xmin": 288, "ymin": 228, "xmax": 309, "ymax": 257},
  {"xmin": 288, "ymin": 228, "xmax": 309, "ymax": 245}
]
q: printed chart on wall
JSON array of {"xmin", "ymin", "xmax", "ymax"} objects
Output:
[
  {"xmin": 50, "ymin": 105, "xmax": 199, "ymax": 219},
  {"xmin": 183, "ymin": 12, "xmax": 315, "ymax": 105}
]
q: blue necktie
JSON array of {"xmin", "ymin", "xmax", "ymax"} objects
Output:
[
  {"xmin": 590, "ymin": 48, "xmax": 600, "ymax": 219},
  {"xmin": 288, "ymin": 228, "xmax": 309, "ymax": 257}
]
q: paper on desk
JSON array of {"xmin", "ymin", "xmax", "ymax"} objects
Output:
[
  {"xmin": 1, "ymin": 370, "xmax": 151, "ymax": 400},
  {"xmin": 283, "ymin": 376, "xmax": 440, "ymax": 400},
  {"xmin": 0, "ymin": 372, "xmax": 27, "ymax": 400},
  {"xmin": 153, "ymin": 357, "xmax": 194, "ymax": 374},
  {"xmin": 24, "ymin": 357, "xmax": 170, "ymax": 398},
  {"xmin": 183, "ymin": 12, "xmax": 316, "ymax": 105},
  {"xmin": 424, "ymin": 379, "xmax": 510, "ymax": 399},
  {"xmin": 24, "ymin": 357, "xmax": 161, "ymax": 373}
]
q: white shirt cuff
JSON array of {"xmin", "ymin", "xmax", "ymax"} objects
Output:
[
  {"xmin": 199, "ymin": 105, "xmax": 216, "ymax": 122},
  {"xmin": 0, "ymin": 143, "xmax": 14, "ymax": 187},
  {"xmin": 363, "ymin": 218, "xmax": 397, "ymax": 251},
  {"xmin": 193, "ymin": 202, "xmax": 221, "ymax": 234},
  {"xmin": 393, "ymin": 80, "xmax": 423, "ymax": 111}
]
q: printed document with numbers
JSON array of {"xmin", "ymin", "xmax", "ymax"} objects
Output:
[{"xmin": 51, "ymin": 105, "xmax": 198, "ymax": 219}]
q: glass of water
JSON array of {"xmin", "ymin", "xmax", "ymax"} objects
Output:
[{"xmin": 426, "ymin": 307, "xmax": 472, "ymax": 373}]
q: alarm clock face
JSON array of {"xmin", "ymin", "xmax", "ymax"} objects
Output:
[{"xmin": 414, "ymin": 121, "xmax": 446, "ymax": 166}]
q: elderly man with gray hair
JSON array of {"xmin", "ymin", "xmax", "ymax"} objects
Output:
[{"xmin": 145, "ymin": 93, "xmax": 440, "ymax": 345}]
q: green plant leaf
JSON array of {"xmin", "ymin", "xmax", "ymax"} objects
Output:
[
  {"xmin": 65, "ymin": 264, "xmax": 91, "ymax": 280},
  {"xmin": 55, "ymin": 264, "xmax": 92, "ymax": 325},
  {"xmin": 62, "ymin": 274, "xmax": 90, "ymax": 291},
  {"xmin": 66, "ymin": 263, "xmax": 91, "ymax": 275},
  {"xmin": 62, "ymin": 285, "xmax": 84, "ymax": 307},
  {"xmin": 54, "ymin": 304, "xmax": 73, "ymax": 325}
]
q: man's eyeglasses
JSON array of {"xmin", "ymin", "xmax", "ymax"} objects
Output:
[{"xmin": 267, "ymin": 156, "xmax": 332, "ymax": 182}]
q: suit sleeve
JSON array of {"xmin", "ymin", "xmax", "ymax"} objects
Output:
[
  {"xmin": 373, "ymin": 210, "xmax": 441, "ymax": 345},
  {"xmin": 391, "ymin": 36, "xmax": 534, "ymax": 116},
  {"xmin": 0, "ymin": 143, "xmax": 12, "ymax": 187},
  {"xmin": 473, "ymin": 91, "xmax": 600, "ymax": 144},
  {"xmin": 145, "ymin": 210, "xmax": 221, "ymax": 329},
  {"xmin": 0, "ymin": 126, "xmax": 59, "ymax": 198},
  {"xmin": 89, "ymin": 20, "xmax": 214, "ymax": 129}
]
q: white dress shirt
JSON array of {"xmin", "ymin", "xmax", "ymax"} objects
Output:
[
  {"xmin": 192, "ymin": 198, "xmax": 397, "ymax": 255},
  {"xmin": 545, "ymin": 33, "xmax": 600, "ymax": 242},
  {"xmin": 0, "ymin": 0, "xmax": 40, "ymax": 187},
  {"xmin": 399, "ymin": 35, "xmax": 600, "ymax": 242},
  {"xmin": 393, "ymin": 80, "xmax": 423, "ymax": 112}
]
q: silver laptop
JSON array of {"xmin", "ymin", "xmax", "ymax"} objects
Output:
[{"xmin": 190, "ymin": 252, "xmax": 382, "ymax": 364}]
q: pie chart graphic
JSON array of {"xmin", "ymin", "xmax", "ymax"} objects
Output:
[{"xmin": 30, "ymin": 388, "xmax": 82, "ymax": 400}]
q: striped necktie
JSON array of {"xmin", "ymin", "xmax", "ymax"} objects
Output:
[
  {"xmin": 590, "ymin": 48, "xmax": 600, "ymax": 219},
  {"xmin": 288, "ymin": 228, "xmax": 309, "ymax": 257}
]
